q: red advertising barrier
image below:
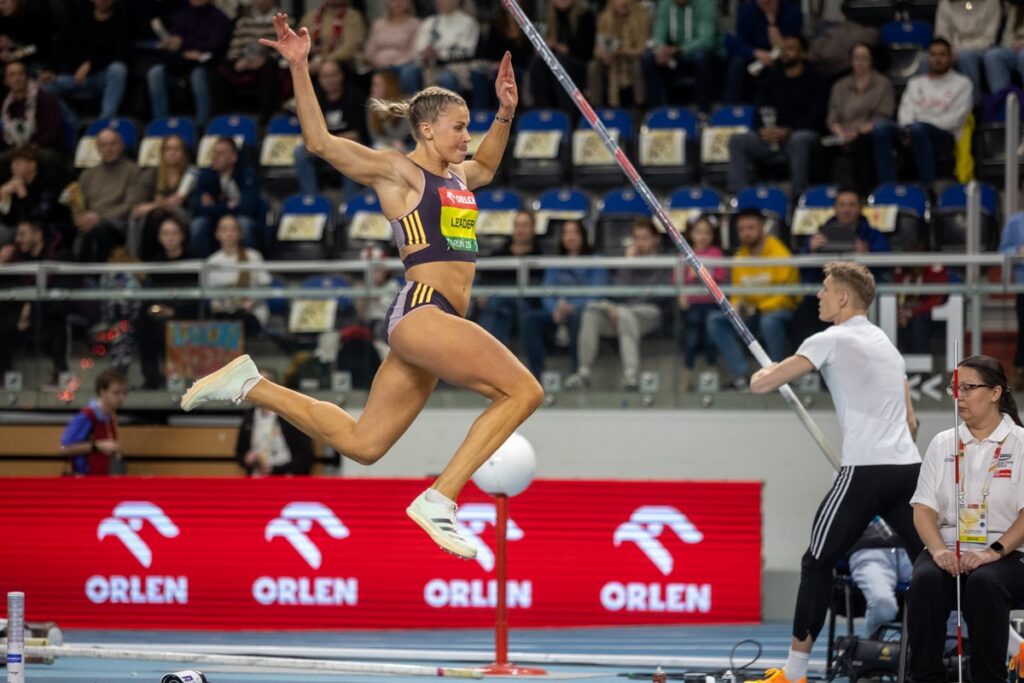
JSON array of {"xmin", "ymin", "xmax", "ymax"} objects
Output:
[{"xmin": 0, "ymin": 478, "xmax": 761, "ymax": 629}]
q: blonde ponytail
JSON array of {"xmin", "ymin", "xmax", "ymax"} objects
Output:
[{"xmin": 369, "ymin": 86, "xmax": 467, "ymax": 142}]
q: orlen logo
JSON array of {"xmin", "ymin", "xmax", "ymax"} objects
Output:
[
  {"xmin": 253, "ymin": 502, "xmax": 358, "ymax": 607},
  {"xmin": 86, "ymin": 502, "xmax": 187, "ymax": 605},
  {"xmin": 601, "ymin": 506, "xmax": 711, "ymax": 614},
  {"xmin": 424, "ymin": 503, "xmax": 532, "ymax": 610},
  {"xmin": 264, "ymin": 501, "xmax": 350, "ymax": 569}
]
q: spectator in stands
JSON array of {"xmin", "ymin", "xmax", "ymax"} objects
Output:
[
  {"xmin": 469, "ymin": 6, "xmax": 531, "ymax": 110},
  {"xmin": 235, "ymin": 367, "xmax": 315, "ymax": 476},
  {"xmin": 848, "ymin": 519, "xmax": 913, "ymax": 637},
  {"xmin": 874, "ymin": 39, "xmax": 972, "ymax": 186},
  {"xmin": 805, "ymin": 188, "xmax": 890, "ymax": 255},
  {"xmin": 399, "ymin": 0, "xmax": 479, "ymax": 95},
  {"xmin": 523, "ymin": 219, "xmax": 609, "ymax": 381},
  {"xmin": 0, "ymin": 61, "xmax": 65, "ymax": 166},
  {"xmin": 302, "ymin": 0, "xmax": 367, "ymax": 75},
  {"xmin": 588, "ymin": 0, "xmax": 650, "ymax": 108},
  {"xmin": 641, "ymin": 0, "xmax": 717, "ymax": 113},
  {"xmin": 984, "ymin": 2, "xmax": 1024, "ymax": 95},
  {"xmin": 0, "ymin": 0, "xmax": 51, "ymax": 71},
  {"xmin": 189, "ymin": 136, "xmax": 262, "ymax": 257},
  {"xmin": 137, "ymin": 213, "xmax": 198, "ymax": 389},
  {"xmin": 204, "ymin": 213, "xmax": 271, "ymax": 338},
  {"xmin": 566, "ymin": 218, "xmax": 669, "ymax": 391},
  {"xmin": 999, "ymin": 212, "xmax": 1024, "ymax": 389},
  {"xmin": 934, "ymin": 0, "xmax": 1000, "ymax": 106},
  {"xmin": 0, "ymin": 145, "xmax": 68, "ymax": 246},
  {"xmin": 146, "ymin": 0, "xmax": 232, "ymax": 127},
  {"xmin": 727, "ymin": 35, "xmax": 827, "ymax": 196},
  {"xmin": 59, "ymin": 368, "xmax": 127, "ymax": 476},
  {"xmin": 39, "ymin": 0, "xmax": 129, "ymax": 130},
  {"xmin": 706, "ymin": 208, "xmax": 799, "ymax": 389},
  {"xmin": 529, "ymin": 0, "xmax": 595, "ymax": 111},
  {"xmin": 215, "ymin": 0, "xmax": 285, "ymax": 125},
  {"xmin": 362, "ymin": 0, "xmax": 420, "ymax": 72},
  {"xmin": 72, "ymin": 128, "xmax": 146, "ymax": 263},
  {"xmin": 477, "ymin": 209, "xmax": 543, "ymax": 348},
  {"xmin": 677, "ymin": 215, "xmax": 726, "ymax": 390},
  {"xmin": 367, "ymin": 70, "xmax": 409, "ymax": 151},
  {"xmin": 0, "ymin": 221, "xmax": 69, "ymax": 386},
  {"xmin": 724, "ymin": 0, "xmax": 803, "ymax": 104},
  {"xmin": 794, "ymin": 188, "xmax": 889, "ymax": 343},
  {"xmin": 130, "ymin": 134, "xmax": 197, "ymax": 260},
  {"xmin": 294, "ymin": 58, "xmax": 368, "ymax": 198},
  {"xmin": 827, "ymin": 43, "xmax": 894, "ymax": 197},
  {"xmin": 892, "ymin": 260, "xmax": 951, "ymax": 354}
]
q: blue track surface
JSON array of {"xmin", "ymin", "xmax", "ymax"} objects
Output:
[{"xmin": 18, "ymin": 622, "xmax": 842, "ymax": 683}]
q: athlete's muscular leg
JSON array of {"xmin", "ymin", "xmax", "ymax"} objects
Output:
[
  {"xmin": 389, "ymin": 307, "xmax": 544, "ymax": 500},
  {"xmin": 245, "ymin": 351, "xmax": 438, "ymax": 465}
]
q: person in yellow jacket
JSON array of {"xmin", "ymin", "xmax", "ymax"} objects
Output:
[{"xmin": 706, "ymin": 208, "xmax": 799, "ymax": 389}]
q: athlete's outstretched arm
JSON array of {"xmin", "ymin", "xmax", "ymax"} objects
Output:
[
  {"xmin": 260, "ymin": 13, "xmax": 401, "ymax": 187},
  {"xmin": 458, "ymin": 52, "xmax": 517, "ymax": 190},
  {"xmin": 750, "ymin": 355, "xmax": 814, "ymax": 394}
]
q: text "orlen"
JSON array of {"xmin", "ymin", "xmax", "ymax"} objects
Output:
[{"xmin": 600, "ymin": 582, "xmax": 711, "ymax": 613}]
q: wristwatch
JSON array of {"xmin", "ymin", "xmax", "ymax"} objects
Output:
[{"xmin": 990, "ymin": 541, "xmax": 1006, "ymax": 556}]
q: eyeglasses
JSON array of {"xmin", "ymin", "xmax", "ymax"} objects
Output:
[{"xmin": 946, "ymin": 383, "xmax": 993, "ymax": 397}]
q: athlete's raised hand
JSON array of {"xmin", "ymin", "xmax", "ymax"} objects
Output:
[
  {"xmin": 495, "ymin": 51, "xmax": 518, "ymax": 113},
  {"xmin": 259, "ymin": 13, "xmax": 310, "ymax": 67}
]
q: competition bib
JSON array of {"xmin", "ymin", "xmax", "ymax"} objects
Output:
[{"xmin": 438, "ymin": 187, "xmax": 478, "ymax": 253}]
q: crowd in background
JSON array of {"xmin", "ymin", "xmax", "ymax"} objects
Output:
[{"xmin": 0, "ymin": 0, "xmax": 1019, "ymax": 392}]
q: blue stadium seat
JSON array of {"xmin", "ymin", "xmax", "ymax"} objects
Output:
[
  {"xmin": 573, "ymin": 108, "xmax": 634, "ymax": 188},
  {"xmin": 729, "ymin": 186, "xmax": 790, "ymax": 251},
  {"xmin": 340, "ymin": 190, "xmax": 390, "ymax": 257},
  {"xmin": 597, "ymin": 188, "xmax": 653, "ymax": 255},
  {"xmin": 702, "ymin": 105, "xmax": 756, "ymax": 187},
  {"xmin": 934, "ymin": 182, "xmax": 999, "ymax": 251},
  {"xmin": 510, "ymin": 109, "xmax": 571, "ymax": 189},
  {"xmin": 466, "ymin": 111, "xmax": 493, "ymax": 165},
  {"xmin": 271, "ymin": 193, "xmax": 335, "ymax": 260},
  {"xmin": 75, "ymin": 117, "xmax": 138, "ymax": 168},
  {"xmin": 880, "ymin": 20, "xmax": 932, "ymax": 47},
  {"xmin": 639, "ymin": 107, "xmax": 699, "ymax": 187},
  {"xmin": 733, "ymin": 185, "xmax": 789, "ymax": 220},
  {"xmin": 299, "ymin": 275, "xmax": 354, "ymax": 312},
  {"xmin": 666, "ymin": 186, "xmax": 725, "ymax": 237},
  {"xmin": 533, "ymin": 188, "xmax": 592, "ymax": 254},
  {"xmin": 882, "ymin": 21, "xmax": 931, "ymax": 91},
  {"xmin": 144, "ymin": 117, "xmax": 196, "ymax": 148},
  {"xmin": 198, "ymin": 114, "xmax": 259, "ymax": 167},
  {"xmin": 261, "ymin": 114, "xmax": 304, "ymax": 192},
  {"xmin": 799, "ymin": 185, "xmax": 838, "ymax": 210},
  {"xmin": 475, "ymin": 187, "xmax": 524, "ymax": 255},
  {"xmin": 868, "ymin": 183, "xmax": 930, "ymax": 250}
]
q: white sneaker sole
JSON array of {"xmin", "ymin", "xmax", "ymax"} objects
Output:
[
  {"xmin": 406, "ymin": 506, "xmax": 477, "ymax": 560},
  {"xmin": 180, "ymin": 354, "xmax": 254, "ymax": 412}
]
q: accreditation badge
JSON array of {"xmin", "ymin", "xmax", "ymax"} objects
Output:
[{"xmin": 958, "ymin": 500, "xmax": 989, "ymax": 544}]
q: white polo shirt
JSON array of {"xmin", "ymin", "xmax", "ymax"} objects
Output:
[
  {"xmin": 796, "ymin": 315, "xmax": 921, "ymax": 467},
  {"xmin": 911, "ymin": 414, "xmax": 1024, "ymax": 552}
]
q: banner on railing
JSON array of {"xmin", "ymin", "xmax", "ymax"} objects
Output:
[{"xmin": 0, "ymin": 478, "xmax": 760, "ymax": 630}]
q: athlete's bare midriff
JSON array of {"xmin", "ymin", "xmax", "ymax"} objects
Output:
[{"xmin": 402, "ymin": 254, "xmax": 475, "ymax": 316}]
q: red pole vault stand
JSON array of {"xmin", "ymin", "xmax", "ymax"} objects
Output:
[{"xmin": 481, "ymin": 493, "xmax": 547, "ymax": 676}]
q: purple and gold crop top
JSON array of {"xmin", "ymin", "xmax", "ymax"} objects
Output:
[{"xmin": 390, "ymin": 165, "xmax": 479, "ymax": 269}]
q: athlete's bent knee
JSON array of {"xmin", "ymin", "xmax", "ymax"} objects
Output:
[
  {"xmin": 519, "ymin": 375, "xmax": 544, "ymax": 413},
  {"xmin": 339, "ymin": 441, "xmax": 388, "ymax": 466}
]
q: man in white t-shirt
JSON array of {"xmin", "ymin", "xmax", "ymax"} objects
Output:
[{"xmin": 747, "ymin": 261, "xmax": 923, "ymax": 683}]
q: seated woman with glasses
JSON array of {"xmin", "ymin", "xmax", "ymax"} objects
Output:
[{"xmin": 907, "ymin": 355, "xmax": 1024, "ymax": 682}]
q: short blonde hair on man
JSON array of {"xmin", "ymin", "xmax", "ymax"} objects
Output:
[{"xmin": 824, "ymin": 261, "xmax": 876, "ymax": 308}]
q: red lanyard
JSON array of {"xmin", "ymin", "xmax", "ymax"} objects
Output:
[{"xmin": 956, "ymin": 436, "xmax": 1006, "ymax": 503}]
